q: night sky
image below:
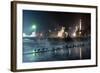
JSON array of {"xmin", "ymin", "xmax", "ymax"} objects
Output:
[{"xmin": 23, "ymin": 10, "xmax": 91, "ymax": 35}]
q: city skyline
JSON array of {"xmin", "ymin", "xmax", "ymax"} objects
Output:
[
  {"xmin": 23, "ymin": 10, "xmax": 91, "ymax": 62},
  {"xmin": 23, "ymin": 10, "xmax": 91, "ymax": 37}
]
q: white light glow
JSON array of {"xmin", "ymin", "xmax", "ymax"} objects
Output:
[
  {"xmin": 79, "ymin": 19, "xmax": 82, "ymax": 30},
  {"xmin": 30, "ymin": 32, "xmax": 36, "ymax": 37},
  {"xmin": 23, "ymin": 32, "xmax": 36, "ymax": 37},
  {"xmin": 57, "ymin": 27, "xmax": 65, "ymax": 38},
  {"xmin": 73, "ymin": 32, "xmax": 76, "ymax": 37},
  {"xmin": 32, "ymin": 50, "xmax": 35, "ymax": 53},
  {"xmin": 23, "ymin": 33, "xmax": 27, "ymax": 37},
  {"xmin": 32, "ymin": 25, "xmax": 36, "ymax": 29}
]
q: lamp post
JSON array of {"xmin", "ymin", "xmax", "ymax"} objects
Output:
[
  {"xmin": 31, "ymin": 24, "xmax": 37, "ymax": 37},
  {"xmin": 32, "ymin": 25, "xmax": 36, "ymax": 31}
]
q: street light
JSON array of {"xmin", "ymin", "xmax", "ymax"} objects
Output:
[
  {"xmin": 31, "ymin": 24, "xmax": 37, "ymax": 37},
  {"xmin": 32, "ymin": 25, "xmax": 36, "ymax": 30}
]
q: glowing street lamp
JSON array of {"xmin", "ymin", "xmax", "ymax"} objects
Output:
[
  {"xmin": 31, "ymin": 24, "xmax": 37, "ymax": 37},
  {"xmin": 32, "ymin": 25, "xmax": 36, "ymax": 30}
]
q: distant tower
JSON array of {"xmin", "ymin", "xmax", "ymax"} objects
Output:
[
  {"xmin": 79, "ymin": 19, "xmax": 82, "ymax": 30},
  {"xmin": 76, "ymin": 19, "xmax": 83, "ymax": 37},
  {"xmin": 79, "ymin": 19, "xmax": 82, "ymax": 36}
]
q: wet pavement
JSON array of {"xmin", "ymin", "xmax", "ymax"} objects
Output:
[{"xmin": 23, "ymin": 37, "xmax": 91, "ymax": 62}]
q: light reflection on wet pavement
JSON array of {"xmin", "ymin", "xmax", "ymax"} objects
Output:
[{"xmin": 23, "ymin": 37, "xmax": 91, "ymax": 62}]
